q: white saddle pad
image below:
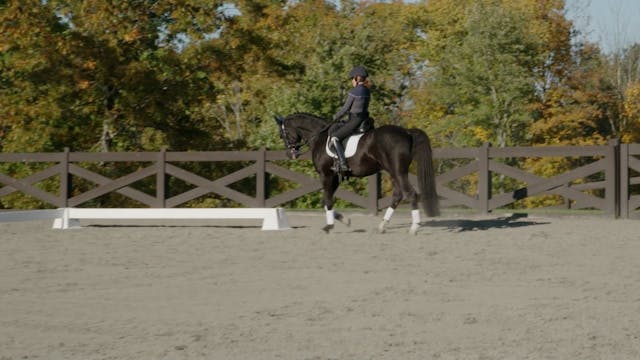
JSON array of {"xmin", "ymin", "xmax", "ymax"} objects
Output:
[{"xmin": 325, "ymin": 133, "xmax": 365, "ymax": 158}]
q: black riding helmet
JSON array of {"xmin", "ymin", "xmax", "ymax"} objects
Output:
[{"xmin": 348, "ymin": 65, "xmax": 368, "ymax": 79}]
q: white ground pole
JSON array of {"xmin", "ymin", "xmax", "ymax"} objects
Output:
[
  {"xmin": 0, "ymin": 208, "xmax": 291, "ymax": 231},
  {"xmin": 0, "ymin": 209, "xmax": 62, "ymax": 223}
]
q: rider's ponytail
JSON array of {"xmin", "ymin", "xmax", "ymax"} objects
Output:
[{"xmin": 355, "ymin": 76, "xmax": 371, "ymax": 88}]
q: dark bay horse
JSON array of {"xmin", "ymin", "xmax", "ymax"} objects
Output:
[{"xmin": 276, "ymin": 113, "xmax": 439, "ymax": 234}]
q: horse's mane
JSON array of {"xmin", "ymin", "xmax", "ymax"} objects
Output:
[
  {"xmin": 288, "ymin": 112, "xmax": 329, "ymax": 124},
  {"xmin": 287, "ymin": 112, "xmax": 331, "ymax": 134}
]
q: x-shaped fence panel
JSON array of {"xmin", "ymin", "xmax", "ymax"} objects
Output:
[
  {"xmin": 0, "ymin": 164, "xmax": 64, "ymax": 207},
  {"xmin": 0, "ymin": 148, "xmax": 375, "ymax": 211},
  {"xmin": 0, "ymin": 140, "xmax": 635, "ymax": 217},
  {"xmin": 620, "ymin": 144, "xmax": 640, "ymax": 217},
  {"xmin": 488, "ymin": 159, "xmax": 608, "ymax": 210},
  {"xmin": 426, "ymin": 142, "xmax": 617, "ymax": 214}
]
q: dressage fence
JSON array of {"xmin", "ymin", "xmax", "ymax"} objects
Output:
[{"xmin": 1, "ymin": 139, "xmax": 640, "ymax": 218}]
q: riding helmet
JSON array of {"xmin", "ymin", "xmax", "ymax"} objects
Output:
[{"xmin": 348, "ymin": 66, "xmax": 368, "ymax": 79}]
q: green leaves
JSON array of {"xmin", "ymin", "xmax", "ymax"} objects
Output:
[
  {"xmin": 3, "ymin": 0, "xmax": 640, "ymax": 210},
  {"xmin": 1, "ymin": 0, "xmax": 637, "ymax": 154},
  {"xmin": 410, "ymin": 0, "xmax": 544, "ymax": 147}
]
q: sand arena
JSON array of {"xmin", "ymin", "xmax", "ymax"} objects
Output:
[{"xmin": 1, "ymin": 212, "xmax": 640, "ymax": 359}]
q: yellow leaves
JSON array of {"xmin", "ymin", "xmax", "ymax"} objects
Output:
[
  {"xmin": 228, "ymin": 37, "xmax": 242, "ymax": 49},
  {"xmin": 624, "ymin": 81, "xmax": 640, "ymax": 122},
  {"xmin": 622, "ymin": 81, "xmax": 640, "ymax": 143},
  {"xmin": 123, "ymin": 28, "xmax": 142, "ymax": 43},
  {"xmin": 0, "ymin": 39, "xmax": 10, "ymax": 53},
  {"xmin": 255, "ymin": 3, "xmax": 286, "ymax": 30},
  {"xmin": 140, "ymin": 128, "xmax": 169, "ymax": 151},
  {"xmin": 77, "ymin": 80, "xmax": 91, "ymax": 90},
  {"xmin": 83, "ymin": 60, "xmax": 97, "ymax": 70},
  {"xmin": 471, "ymin": 126, "xmax": 492, "ymax": 142}
]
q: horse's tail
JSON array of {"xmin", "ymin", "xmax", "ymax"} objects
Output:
[{"xmin": 409, "ymin": 128, "xmax": 440, "ymax": 217}]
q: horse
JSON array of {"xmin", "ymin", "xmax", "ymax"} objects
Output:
[{"xmin": 275, "ymin": 113, "xmax": 439, "ymax": 234}]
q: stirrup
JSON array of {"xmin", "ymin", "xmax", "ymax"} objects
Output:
[
  {"xmin": 331, "ymin": 160, "xmax": 350, "ymax": 173},
  {"xmin": 332, "ymin": 163, "xmax": 350, "ymax": 182}
]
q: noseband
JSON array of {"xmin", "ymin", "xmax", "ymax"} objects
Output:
[{"xmin": 279, "ymin": 122, "xmax": 306, "ymax": 158}]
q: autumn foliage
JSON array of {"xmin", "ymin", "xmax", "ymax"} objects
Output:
[{"xmin": 1, "ymin": 0, "xmax": 639, "ymax": 209}]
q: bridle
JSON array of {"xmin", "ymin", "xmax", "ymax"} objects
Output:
[
  {"xmin": 279, "ymin": 121, "xmax": 307, "ymax": 159},
  {"xmin": 278, "ymin": 117, "xmax": 331, "ymax": 159}
]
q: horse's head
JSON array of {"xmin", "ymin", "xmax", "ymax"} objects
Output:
[{"xmin": 275, "ymin": 115, "xmax": 303, "ymax": 159}]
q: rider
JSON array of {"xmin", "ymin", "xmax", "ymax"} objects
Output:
[{"xmin": 330, "ymin": 65, "xmax": 372, "ymax": 173}]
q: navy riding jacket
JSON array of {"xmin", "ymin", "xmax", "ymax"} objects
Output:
[{"xmin": 333, "ymin": 84, "xmax": 370, "ymax": 122}]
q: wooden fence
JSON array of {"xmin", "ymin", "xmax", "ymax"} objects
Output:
[{"xmin": 1, "ymin": 140, "xmax": 639, "ymax": 218}]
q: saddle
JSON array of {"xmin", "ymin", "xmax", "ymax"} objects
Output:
[
  {"xmin": 325, "ymin": 133, "xmax": 365, "ymax": 159},
  {"xmin": 325, "ymin": 117, "xmax": 374, "ymax": 159}
]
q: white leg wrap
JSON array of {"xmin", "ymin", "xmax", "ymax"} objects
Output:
[
  {"xmin": 411, "ymin": 209, "xmax": 421, "ymax": 225},
  {"xmin": 325, "ymin": 207, "xmax": 335, "ymax": 225},
  {"xmin": 409, "ymin": 209, "xmax": 421, "ymax": 235},
  {"xmin": 383, "ymin": 207, "xmax": 394, "ymax": 221}
]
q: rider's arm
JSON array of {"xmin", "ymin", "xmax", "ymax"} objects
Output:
[{"xmin": 333, "ymin": 93, "xmax": 355, "ymax": 122}]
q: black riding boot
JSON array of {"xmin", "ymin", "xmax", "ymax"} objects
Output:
[{"xmin": 330, "ymin": 137, "xmax": 350, "ymax": 173}]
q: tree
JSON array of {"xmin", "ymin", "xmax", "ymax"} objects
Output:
[
  {"xmin": 409, "ymin": 0, "xmax": 548, "ymax": 148},
  {"xmin": 609, "ymin": 43, "xmax": 640, "ymax": 141},
  {"xmin": 530, "ymin": 42, "xmax": 615, "ymax": 146},
  {"xmin": 1, "ymin": 0, "xmax": 232, "ymax": 153},
  {"xmin": 1, "ymin": 0, "xmax": 239, "ymax": 209},
  {"xmin": 1, "ymin": 1, "xmax": 83, "ymax": 152},
  {"xmin": 622, "ymin": 80, "xmax": 640, "ymax": 143}
]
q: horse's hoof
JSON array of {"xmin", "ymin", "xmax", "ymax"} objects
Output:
[
  {"xmin": 335, "ymin": 212, "xmax": 351, "ymax": 227},
  {"xmin": 409, "ymin": 224, "xmax": 419, "ymax": 235},
  {"xmin": 378, "ymin": 220, "xmax": 388, "ymax": 233},
  {"xmin": 322, "ymin": 224, "xmax": 334, "ymax": 233}
]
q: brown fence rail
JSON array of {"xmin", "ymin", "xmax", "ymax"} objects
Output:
[
  {"xmin": 620, "ymin": 143, "xmax": 640, "ymax": 218},
  {"xmin": 1, "ymin": 140, "xmax": 638, "ymax": 218}
]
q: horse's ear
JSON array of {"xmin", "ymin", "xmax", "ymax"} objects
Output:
[{"xmin": 274, "ymin": 115, "xmax": 284, "ymax": 125}]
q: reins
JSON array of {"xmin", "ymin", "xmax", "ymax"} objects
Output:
[{"xmin": 281, "ymin": 118, "xmax": 332, "ymax": 157}]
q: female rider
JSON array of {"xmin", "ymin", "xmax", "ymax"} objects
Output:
[{"xmin": 330, "ymin": 65, "xmax": 371, "ymax": 173}]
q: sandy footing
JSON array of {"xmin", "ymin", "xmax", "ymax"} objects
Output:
[{"xmin": 1, "ymin": 212, "xmax": 640, "ymax": 359}]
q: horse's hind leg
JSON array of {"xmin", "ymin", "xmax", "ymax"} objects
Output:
[
  {"xmin": 378, "ymin": 180, "xmax": 404, "ymax": 233},
  {"xmin": 378, "ymin": 175, "xmax": 421, "ymax": 235},
  {"xmin": 407, "ymin": 191, "xmax": 421, "ymax": 235},
  {"xmin": 401, "ymin": 176, "xmax": 421, "ymax": 235}
]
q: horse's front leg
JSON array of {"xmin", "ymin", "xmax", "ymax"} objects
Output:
[{"xmin": 321, "ymin": 174, "xmax": 349, "ymax": 233}]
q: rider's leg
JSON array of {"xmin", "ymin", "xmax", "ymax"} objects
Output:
[
  {"xmin": 330, "ymin": 116, "xmax": 362, "ymax": 172},
  {"xmin": 330, "ymin": 136, "xmax": 350, "ymax": 172}
]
